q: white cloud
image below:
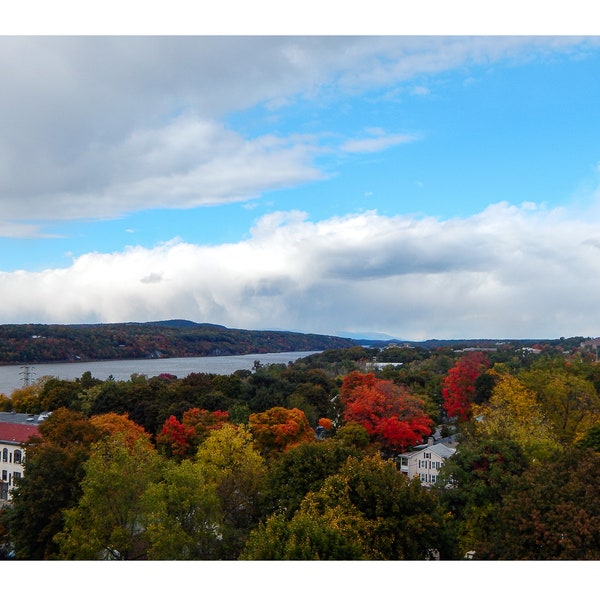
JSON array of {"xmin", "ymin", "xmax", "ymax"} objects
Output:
[
  {"xmin": 2, "ymin": 202, "xmax": 600, "ymax": 339},
  {"xmin": 341, "ymin": 132, "xmax": 418, "ymax": 154}
]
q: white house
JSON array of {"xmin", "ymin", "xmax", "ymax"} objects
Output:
[
  {"xmin": 0, "ymin": 413, "xmax": 44, "ymax": 505},
  {"xmin": 397, "ymin": 440, "xmax": 457, "ymax": 487}
]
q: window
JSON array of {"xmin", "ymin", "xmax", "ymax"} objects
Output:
[
  {"xmin": 431, "ymin": 474, "xmax": 437, "ymax": 483},
  {"xmin": 14, "ymin": 450, "xmax": 22, "ymax": 464},
  {"xmin": 13, "ymin": 471, "xmax": 21, "ymax": 480},
  {"xmin": 424, "ymin": 452, "xmax": 431, "ymax": 459},
  {"xmin": 2, "ymin": 448, "xmax": 7, "ymax": 462},
  {"xmin": 1, "ymin": 470, "xmax": 6, "ymax": 481}
]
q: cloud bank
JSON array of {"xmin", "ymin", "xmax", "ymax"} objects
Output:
[{"xmin": 2, "ymin": 202, "xmax": 600, "ymax": 340}]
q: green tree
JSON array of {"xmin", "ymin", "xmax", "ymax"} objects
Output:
[
  {"xmin": 141, "ymin": 459, "xmax": 222, "ymax": 560},
  {"xmin": 241, "ymin": 509, "xmax": 364, "ymax": 560},
  {"xmin": 437, "ymin": 437, "xmax": 529, "ymax": 558},
  {"xmin": 263, "ymin": 437, "xmax": 365, "ymax": 516},
  {"xmin": 5, "ymin": 408, "xmax": 100, "ymax": 559},
  {"xmin": 577, "ymin": 423, "xmax": 600, "ymax": 452},
  {"xmin": 521, "ymin": 367, "xmax": 600, "ymax": 445},
  {"xmin": 55, "ymin": 432, "xmax": 164, "ymax": 560},
  {"xmin": 195, "ymin": 424, "xmax": 267, "ymax": 558},
  {"xmin": 89, "ymin": 379, "xmax": 133, "ymax": 417},
  {"xmin": 479, "ymin": 449, "xmax": 600, "ymax": 559},
  {"xmin": 38, "ymin": 378, "xmax": 82, "ymax": 411},
  {"xmin": 244, "ymin": 454, "xmax": 452, "ymax": 560}
]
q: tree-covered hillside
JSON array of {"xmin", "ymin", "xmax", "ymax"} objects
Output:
[{"xmin": 0, "ymin": 321, "xmax": 356, "ymax": 365}]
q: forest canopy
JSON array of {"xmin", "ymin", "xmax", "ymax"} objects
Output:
[{"xmin": 2, "ymin": 337, "xmax": 600, "ymax": 560}]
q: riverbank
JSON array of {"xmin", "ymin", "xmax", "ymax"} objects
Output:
[{"xmin": 0, "ymin": 350, "xmax": 320, "ymax": 396}]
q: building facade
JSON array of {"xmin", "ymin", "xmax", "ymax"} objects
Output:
[
  {"xmin": 397, "ymin": 440, "xmax": 456, "ymax": 487},
  {"xmin": 0, "ymin": 413, "xmax": 43, "ymax": 505}
]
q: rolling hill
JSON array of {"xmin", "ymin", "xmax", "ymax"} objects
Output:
[{"xmin": 0, "ymin": 321, "xmax": 357, "ymax": 365}]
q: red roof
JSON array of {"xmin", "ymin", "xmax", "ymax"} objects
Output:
[{"xmin": 0, "ymin": 423, "xmax": 41, "ymax": 444}]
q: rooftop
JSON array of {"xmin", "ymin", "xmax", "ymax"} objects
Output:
[
  {"xmin": 399, "ymin": 441, "xmax": 457, "ymax": 459},
  {"xmin": 0, "ymin": 411, "xmax": 50, "ymax": 426},
  {"xmin": 0, "ymin": 422, "xmax": 41, "ymax": 444}
]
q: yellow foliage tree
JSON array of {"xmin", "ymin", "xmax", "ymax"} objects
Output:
[
  {"xmin": 472, "ymin": 371, "xmax": 561, "ymax": 460},
  {"xmin": 10, "ymin": 385, "xmax": 42, "ymax": 414},
  {"xmin": 196, "ymin": 424, "xmax": 267, "ymax": 558},
  {"xmin": 521, "ymin": 370, "xmax": 600, "ymax": 445},
  {"xmin": 9, "ymin": 376, "xmax": 53, "ymax": 414}
]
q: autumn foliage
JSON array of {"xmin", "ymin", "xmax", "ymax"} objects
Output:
[
  {"xmin": 249, "ymin": 406, "xmax": 315, "ymax": 457},
  {"xmin": 90, "ymin": 412, "xmax": 151, "ymax": 447},
  {"xmin": 318, "ymin": 418, "xmax": 333, "ymax": 431},
  {"xmin": 340, "ymin": 372, "xmax": 433, "ymax": 453},
  {"xmin": 157, "ymin": 408, "xmax": 229, "ymax": 458},
  {"xmin": 441, "ymin": 351, "xmax": 490, "ymax": 421}
]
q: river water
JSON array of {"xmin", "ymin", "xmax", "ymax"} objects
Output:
[{"xmin": 0, "ymin": 350, "xmax": 320, "ymax": 395}]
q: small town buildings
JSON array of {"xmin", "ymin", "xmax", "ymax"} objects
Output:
[
  {"xmin": 397, "ymin": 439, "xmax": 457, "ymax": 487},
  {"xmin": 0, "ymin": 412, "xmax": 45, "ymax": 505}
]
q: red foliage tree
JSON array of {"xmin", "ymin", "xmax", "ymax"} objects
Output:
[
  {"xmin": 182, "ymin": 407, "xmax": 230, "ymax": 446},
  {"xmin": 340, "ymin": 372, "xmax": 433, "ymax": 453},
  {"xmin": 441, "ymin": 351, "xmax": 490, "ymax": 421},
  {"xmin": 156, "ymin": 415, "xmax": 193, "ymax": 458},
  {"xmin": 157, "ymin": 408, "xmax": 229, "ymax": 458}
]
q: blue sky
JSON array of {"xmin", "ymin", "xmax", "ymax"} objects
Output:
[{"xmin": 1, "ymin": 31, "xmax": 600, "ymax": 340}]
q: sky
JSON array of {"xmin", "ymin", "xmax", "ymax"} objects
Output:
[{"xmin": 1, "ymin": 23, "xmax": 600, "ymax": 340}]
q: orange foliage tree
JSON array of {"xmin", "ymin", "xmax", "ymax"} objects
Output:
[
  {"xmin": 248, "ymin": 406, "xmax": 315, "ymax": 457},
  {"xmin": 318, "ymin": 418, "xmax": 333, "ymax": 431},
  {"xmin": 340, "ymin": 371, "xmax": 433, "ymax": 454},
  {"xmin": 89, "ymin": 412, "xmax": 151, "ymax": 447},
  {"xmin": 441, "ymin": 351, "xmax": 490, "ymax": 421}
]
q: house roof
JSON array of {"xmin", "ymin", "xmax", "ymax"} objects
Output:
[
  {"xmin": 400, "ymin": 442, "xmax": 457, "ymax": 459},
  {"xmin": 428, "ymin": 443, "xmax": 456, "ymax": 459},
  {"xmin": 0, "ymin": 422, "xmax": 41, "ymax": 445}
]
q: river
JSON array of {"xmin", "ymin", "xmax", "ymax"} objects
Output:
[{"xmin": 0, "ymin": 350, "xmax": 321, "ymax": 395}]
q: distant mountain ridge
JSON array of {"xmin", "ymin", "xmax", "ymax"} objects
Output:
[
  {"xmin": 145, "ymin": 319, "xmax": 228, "ymax": 329},
  {"xmin": 0, "ymin": 321, "xmax": 357, "ymax": 365}
]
